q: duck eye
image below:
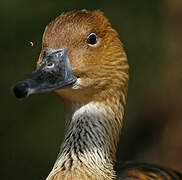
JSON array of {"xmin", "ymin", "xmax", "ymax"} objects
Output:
[{"xmin": 86, "ymin": 33, "xmax": 97, "ymax": 45}]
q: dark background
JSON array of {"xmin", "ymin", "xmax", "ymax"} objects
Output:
[{"xmin": 1, "ymin": 0, "xmax": 182, "ymax": 179}]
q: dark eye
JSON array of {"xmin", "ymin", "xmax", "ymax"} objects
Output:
[{"xmin": 86, "ymin": 33, "xmax": 97, "ymax": 45}]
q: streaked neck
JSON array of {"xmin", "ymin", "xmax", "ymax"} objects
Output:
[{"xmin": 47, "ymin": 98, "xmax": 125, "ymax": 180}]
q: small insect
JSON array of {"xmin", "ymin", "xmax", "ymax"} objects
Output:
[{"xmin": 28, "ymin": 41, "xmax": 34, "ymax": 47}]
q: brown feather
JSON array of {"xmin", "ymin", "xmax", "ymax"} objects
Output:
[{"xmin": 33, "ymin": 9, "xmax": 182, "ymax": 180}]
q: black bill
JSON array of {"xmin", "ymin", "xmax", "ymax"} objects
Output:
[{"xmin": 13, "ymin": 48, "xmax": 77, "ymax": 98}]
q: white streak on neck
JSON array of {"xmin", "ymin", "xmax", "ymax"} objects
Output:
[{"xmin": 53, "ymin": 101, "xmax": 117, "ymax": 179}]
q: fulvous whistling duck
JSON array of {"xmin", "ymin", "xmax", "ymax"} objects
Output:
[{"xmin": 13, "ymin": 10, "xmax": 182, "ymax": 180}]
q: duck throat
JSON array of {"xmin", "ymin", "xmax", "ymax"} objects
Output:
[{"xmin": 47, "ymin": 100, "xmax": 124, "ymax": 180}]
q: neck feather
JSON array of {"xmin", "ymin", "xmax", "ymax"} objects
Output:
[{"xmin": 46, "ymin": 91, "xmax": 125, "ymax": 180}]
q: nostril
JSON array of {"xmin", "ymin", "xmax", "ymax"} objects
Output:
[
  {"xmin": 47, "ymin": 62, "xmax": 54, "ymax": 68},
  {"xmin": 13, "ymin": 82, "xmax": 29, "ymax": 98}
]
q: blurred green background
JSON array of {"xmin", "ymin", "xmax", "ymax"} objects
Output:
[{"xmin": 2, "ymin": 0, "xmax": 182, "ymax": 179}]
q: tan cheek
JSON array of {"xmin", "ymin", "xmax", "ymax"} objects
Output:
[
  {"xmin": 68, "ymin": 47, "xmax": 87, "ymax": 71},
  {"xmin": 67, "ymin": 41, "xmax": 105, "ymax": 78},
  {"xmin": 75, "ymin": 77, "xmax": 94, "ymax": 89}
]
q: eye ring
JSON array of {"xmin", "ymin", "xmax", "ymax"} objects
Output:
[{"xmin": 86, "ymin": 33, "xmax": 97, "ymax": 46}]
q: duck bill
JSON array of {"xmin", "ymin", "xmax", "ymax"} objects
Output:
[{"xmin": 13, "ymin": 48, "xmax": 77, "ymax": 99}]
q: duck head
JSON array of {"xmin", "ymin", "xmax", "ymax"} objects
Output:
[{"xmin": 13, "ymin": 10, "xmax": 129, "ymax": 103}]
